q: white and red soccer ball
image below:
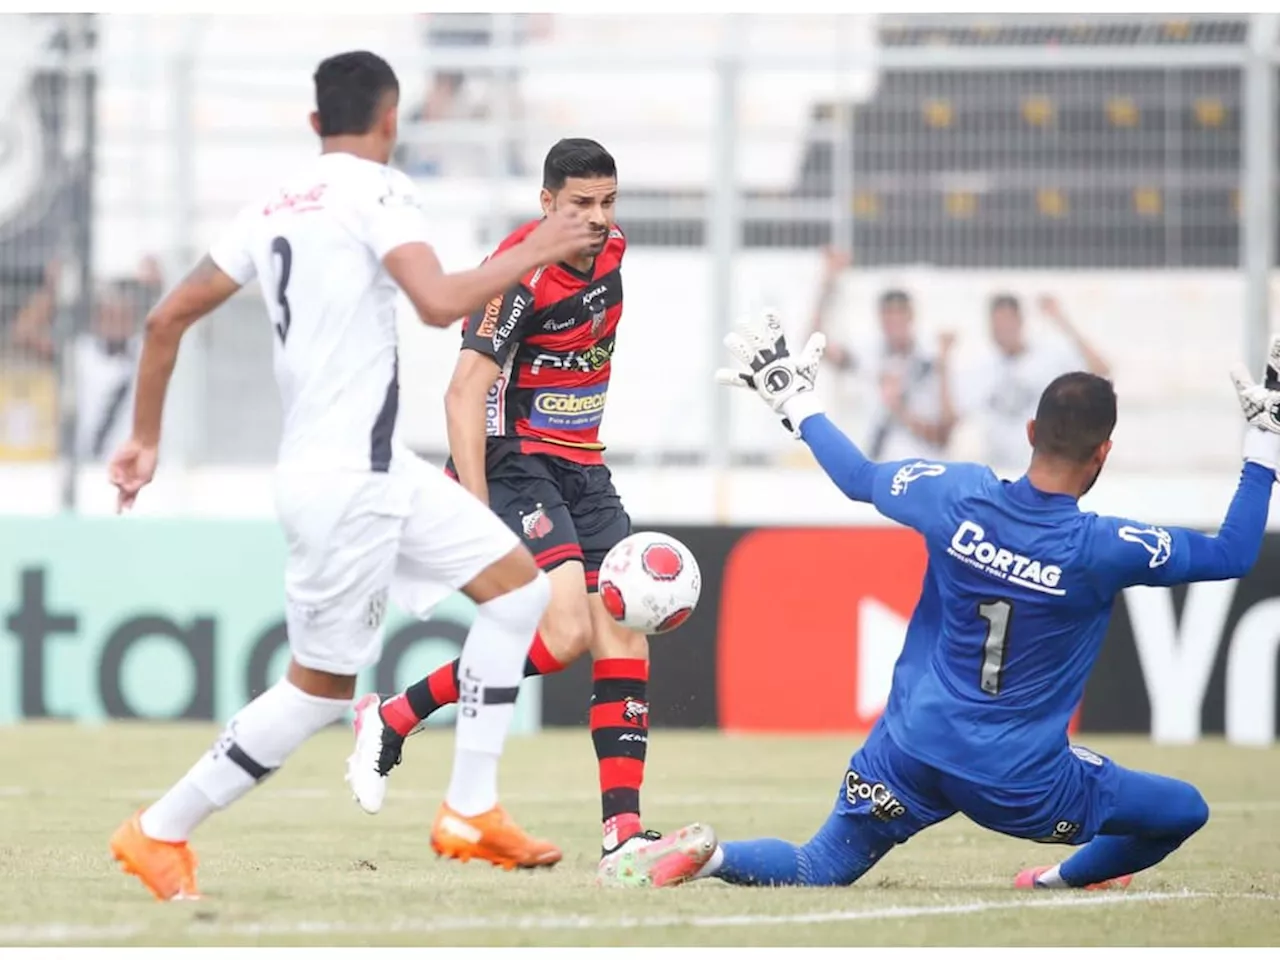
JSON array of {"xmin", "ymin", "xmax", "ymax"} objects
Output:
[{"xmin": 598, "ymin": 531, "xmax": 701, "ymax": 635}]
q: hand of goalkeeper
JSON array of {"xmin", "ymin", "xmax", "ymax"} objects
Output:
[
  {"xmin": 715, "ymin": 309, "xmax": 827, "ymax": 436},
  {"xmin": 1231, "ymin": 334, "xmax": 1280, "ymax": 471}
]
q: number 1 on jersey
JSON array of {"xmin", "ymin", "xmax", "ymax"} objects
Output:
[
  {"xmin": 271, "ymin": 236, "xmax": 293, "ymax": 344},
  {"xmin": 977, "ymin": 599, "xmax": 1013, "ymax": 695}
]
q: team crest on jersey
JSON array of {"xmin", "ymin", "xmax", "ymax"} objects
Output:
[
  {"xmin": 583, "ymin": 283, "xmax": 609, "ymax": 337},
  {"xmin": 521, "ymin": 504, "xmax": 554, "ymax": 540},
  {"xmin": 890, "ymin": 461, "xmax": 947, "ymax": 496},
  {"xmin": 1117, "ymin": 524, "xmax": 1172, "ymax": 569}
]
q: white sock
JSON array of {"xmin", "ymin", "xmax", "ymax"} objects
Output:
[
  {"xmin": 694, "ymin": 845, "xmax": 725, "ymax": 880},
  {"xmin": 1035, "ymin": 864, "xmax": 1068, "ymax": 889},
  {"xmin": 445, "ymin": 573, "xmax": 549, "ymax": 817},
  {"xmin": 140, "ymin": 680, "xmax": 351, "ymax": 842}
]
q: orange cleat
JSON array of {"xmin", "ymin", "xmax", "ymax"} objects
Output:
[
  {"xmin": 109, "ymin": 812, "xmax": 201, "ymax": 901},
  {"xmin": 430, "ymin": 803, "xmax": 561, "ymax": 871},
  {"xmin": 1015, "ymin": 865, "xmax": 1133, "ymax": 892}
]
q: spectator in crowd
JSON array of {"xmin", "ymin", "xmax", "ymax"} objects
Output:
[
  {"xmin": 951, "ymin": 293, "xmax": 1111, "ymax": 476},
  {"xmin": 10, "ymin": 255, "xmax": 162, "ymax": 462},
  {"xmin": 396, "ymin": 13, "xmax": 549, "ymax": 178},
  {"xmin": 808, "ymin": 246, "xmax": 957, "ymax": 461}
]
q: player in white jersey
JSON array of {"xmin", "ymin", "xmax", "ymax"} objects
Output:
[{"xmin": 106, "ymin": 51, "xmax": 598, "ymax": 901}]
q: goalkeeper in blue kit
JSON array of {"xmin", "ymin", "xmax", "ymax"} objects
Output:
[{"xmin": 660, "ymin": 312, "xmax": 1280, "ymax": 891}]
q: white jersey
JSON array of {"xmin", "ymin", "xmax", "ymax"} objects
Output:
[
  {"xmin": 958, "ymin": 340, "xmax": 1082, "ymax": 475},
  {"xmin": 845, "ymin": 337, "xmax": 947, "ymax": 462},
  {"xmin": 209, "ymin": 152, "xmax": 431, "ymax": 473}
]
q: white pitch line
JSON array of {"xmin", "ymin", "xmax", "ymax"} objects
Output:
[
  {"xmin": 1, "ymin": 890, "xmax": 1271, "ymax": 945},
  {"xmin": 2, "ymin": 786, "xmax": 1279, "ymax": 812}
]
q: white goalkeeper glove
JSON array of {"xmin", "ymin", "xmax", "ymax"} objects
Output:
[
  {"xmin": 1231, "ymin": 333, "xmax": 1280, "ymax": 472},
  {"xmin": 715, "ymin": 309, "xmax": 826, "ymax": 436}
]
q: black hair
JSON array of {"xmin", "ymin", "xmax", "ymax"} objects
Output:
[
  {"xmin": 878, "ymin": 288, "xmax": 912, "ymax": 311},
  {"xmin": 542, "ymin": 138, "xmax": 617, "ymax": 192},
  {"xmin": 990, "ymin": 293, "xmax": 1022, "ymax": 316},
  {"xmin": 1032, "ymin": 372, "xmax": 1117, "ymax": 463},
  {"xmin": 313, "ymin": 51, "xmax": 399, "ymax": 137}
]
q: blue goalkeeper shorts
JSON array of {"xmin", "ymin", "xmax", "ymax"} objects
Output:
[{"xmin": 833, "ymin": 721, "xmax": 1123, "ymax": 848}]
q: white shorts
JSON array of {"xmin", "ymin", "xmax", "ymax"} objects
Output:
[{"xmin": 273, "ymin": 453, "xmax": 519, "ymax": 675}]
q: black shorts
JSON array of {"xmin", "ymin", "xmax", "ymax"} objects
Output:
[{"xmin": 486, "ymin": 453, "xmax": 632, "ymax": 592}]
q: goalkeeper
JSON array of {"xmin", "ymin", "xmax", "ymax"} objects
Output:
[{"xmin": 665, "ymin": 313, "xmax": 1280, "ymax": 890}]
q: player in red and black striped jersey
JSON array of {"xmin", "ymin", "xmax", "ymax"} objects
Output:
[
  {"xmin": 351, "ymin": 139, "xmax": 705, "ymax": 888},
  {"xmin": 458, "ymin": 213, "xmax": 621, "ymax": 466}
]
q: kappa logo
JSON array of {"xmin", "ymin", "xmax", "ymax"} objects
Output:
[
  {"xmin": 365, "ymin": 587, "xmax": 389, "ymax": 629},
  {"xmin": 521, "ymin": 504, "xmax": 553, "ymax": 540},
  {"xmin": 1118, "ymin": 524, "xmax": 1173, "ymax": 569},
  {"xmin": 948, "ymin": 520, "xmax": 1065, "ymax": 596},
  {"xmin": 890, "ymin": 461, "xmax": 947, "ymax": 496}
]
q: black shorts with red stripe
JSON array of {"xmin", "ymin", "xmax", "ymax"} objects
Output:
[{"xmin": 470, "ymin": 451, "xmax": 632, "ymax": 592}]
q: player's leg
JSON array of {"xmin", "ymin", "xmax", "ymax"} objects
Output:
[
  {"xmin": 1016, "ymin": 752, "xmax": 1209, "ymax": 891},
  {"xmin": 692, "ymin": 724, "xmax": 954, "ymax": 888},
  {"xmin": 351, "ymin": 458, "xmax": 559, "ymax": 868},
  {"xmin": 111, "ymin": 475, "xmax": 394, "ymax": 900},
  {"xmin": 568, "ymin": 460, "xmax": 709, "ymax": 885},
  {"xmin": 369, "ymin": 458, "xmax": 583, "ymax": 743},
  {"xmin": 948, "ymin": 744, "xmax": 1209, "ymax": 891}
]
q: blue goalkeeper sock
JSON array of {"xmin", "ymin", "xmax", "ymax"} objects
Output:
[
  {"xmin": 1058, "ymin": 768, "xmax": 1208, "ymax": 888},
  {"xmin": 716, "ymin": 839, "xmax": 805, "ymax": 886},
  {"xmin": 712, "ymin": 808, "xmax": 891, "ymax": 887}
]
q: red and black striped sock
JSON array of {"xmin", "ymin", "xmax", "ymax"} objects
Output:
[
  {"xmin": 590, "ymin": 658, "xmax": 649, "ymax": 851},
  {"xmin": 380, "ymin": 632, "xmax": 567, "ymax": 737}
]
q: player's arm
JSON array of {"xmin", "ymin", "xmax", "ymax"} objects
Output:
[
  {"xmin": 809, "ymin": 247, "xmax": 855, "ymax": 372},
  {"xmin": 109, "ymin": 244, "xmax": 246, "ymax": 513},
  {"xmin": 715, "ymin": 309, "xmax": 963, "ymax": 533},
  {"xmin": 1040, "ymin": 294, "xmax": 1110, "ymax": 378},
  {"xmin": 131, "ymin": 257, "xmax": 241, "ymax": 448},
  {"xmin": 1096, "ymin": 462, "xmax": 1273, "ymax": 589},
  {"xmin": 1098, "ymin": 343, "xmax": 1280, "ymax": 588},
  {"xmin": 445, "ymin": 285, "xmax": 536, "ymax": 505},
  {"xmin": 370, "ymin": 174, "xmax": 592, "ymax": 327},
  {"xmin": 385, "ymin": 239, "xmax": 558, "ymax": 328}
]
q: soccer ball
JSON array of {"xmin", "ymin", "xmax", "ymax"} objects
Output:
[{"xmin": 598, "ymin": 531, "xmax": 701, "ymax": 635}]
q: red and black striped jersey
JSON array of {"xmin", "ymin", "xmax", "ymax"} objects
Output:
[{"xmin": 460, "ymin": 218, "xmax": 624, "ymax": 466}]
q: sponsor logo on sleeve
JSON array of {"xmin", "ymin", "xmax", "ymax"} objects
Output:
[{"xmin": 476, "ymin": 296, "xmax": 502, "ymax": 340}]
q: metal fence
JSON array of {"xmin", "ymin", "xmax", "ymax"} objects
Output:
[{"xmin": 3, "ymin": 13, "xmax": 1279, "ymax": 504}]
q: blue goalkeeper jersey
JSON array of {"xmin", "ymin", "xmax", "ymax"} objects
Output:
[{"xmin": 797, "ymin": 414, "xmax": 1273, "ymax": 788}]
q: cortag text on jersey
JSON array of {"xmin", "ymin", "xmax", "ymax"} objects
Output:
[{"xmin": 948, "ymin": 519, "xmax": 1066, "ymax": 596}]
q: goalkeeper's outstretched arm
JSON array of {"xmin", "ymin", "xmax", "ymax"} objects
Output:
[{"xmin": 797, "ymin": 412, "xmax": 878, "ymax": 503}]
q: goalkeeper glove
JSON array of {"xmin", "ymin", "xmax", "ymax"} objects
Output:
[
  {"xmin": 1231, "ymin": 333, "xmax": 1280, "ymax": 472},
  {"xmin": 715, "ymin": 309, "xmax": 826, "ymax": 436}
]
